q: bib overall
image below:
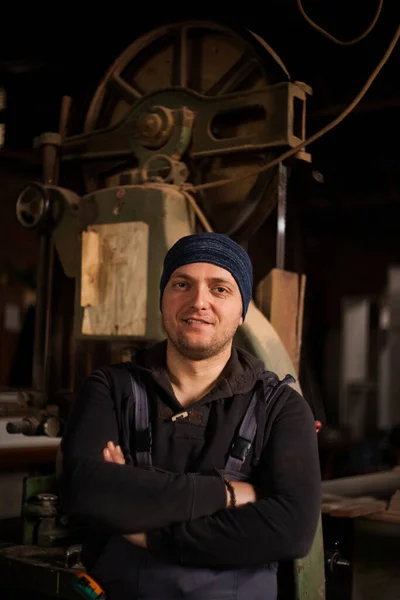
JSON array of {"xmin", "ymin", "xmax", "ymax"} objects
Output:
[{"xmin": 89, "ymin": 368, "xmax": 294, "ymax": 599}]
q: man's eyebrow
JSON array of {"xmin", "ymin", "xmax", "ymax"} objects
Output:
[
  {"xmin": 170, "ymin": 271, "xmax": 192, "ymax": 280},
  {"xmin": 208, "ymin": 277, "xmax": 233, "ymax": 286},
  {"xmin": 171, "ymin": 272, "xmax": 233, "ymax": 286}
]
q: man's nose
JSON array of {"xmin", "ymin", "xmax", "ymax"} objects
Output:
[{"xmin": 190, "ymin": 284, "xmax": 210, "ymax": 309}]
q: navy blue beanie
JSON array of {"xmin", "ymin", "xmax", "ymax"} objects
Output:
[{"xmin": 159, "ymin": 232, "xmax": 253, "ymax": 319}]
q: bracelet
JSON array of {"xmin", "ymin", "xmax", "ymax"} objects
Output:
[{"xmin": 223, "ymin": 478, "xmax": 236, "ymax": 508}]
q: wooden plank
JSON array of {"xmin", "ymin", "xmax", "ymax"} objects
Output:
[
  {"xmin": 322, "ymin": 493, "xmax": 387, "ymax": 517},
  {"xmin": 366, "ymin": 490, "xmax": 400, "ymax": 523},
  {"xmin": 81, "ymin": 221, "xmax": 149, "ymax": 337},
  {"xmin": 81, "ymin": 228, "xmax": 100, "ymax": 307},
  {"xmin": 298, "ymin": 272, "xmax": 306, "ymax": 365},
  {"xmin": 367, "ymin": 512, "xmax": 400, "ymax": 524},
  {"xmin": 256, "ymin": 268, "xmax": 306, "ymax": 374},
  {"xmin": 389, "ymin": 490, "xmax": 400, "ymax": 511}
]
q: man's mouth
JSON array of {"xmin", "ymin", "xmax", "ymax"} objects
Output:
[{"xmin": 183, "ymin": 318, "xmax": 212, "ymax": 325}]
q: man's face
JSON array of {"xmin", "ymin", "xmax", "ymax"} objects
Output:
[{"xmin": 161, "ymin": 262, "xmax": 244, "ymax": 360}]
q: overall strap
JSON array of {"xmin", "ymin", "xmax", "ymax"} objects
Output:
[
  {"xmin": 129, "ymin": 369, "xmax": 152, "ymax": 468},
  {"xmin": 224, "ymin": 387, "xmax": 260, "ymax": 475},
  {"xmin": 224, "ymin": 373, "xmax": 296, "ymax": 476}
]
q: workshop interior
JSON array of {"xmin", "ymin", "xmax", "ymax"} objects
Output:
[{"xmin": 0, "ymin": 2, "xmax": 399, "ymax": 599}]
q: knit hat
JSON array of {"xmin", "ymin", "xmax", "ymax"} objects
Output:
[{"xmin": 159, "ymin": 232, "xmax": 253, "ymax": 319}]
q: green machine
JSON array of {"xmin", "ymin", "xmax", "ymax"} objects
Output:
[{"xmin": 3, "ymin": 20, "xmax": 324, "ymax": 599}]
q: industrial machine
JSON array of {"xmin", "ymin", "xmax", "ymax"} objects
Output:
[{"xmin": 1, "ymin": 19, "xmax": 324, "ymax": 599}]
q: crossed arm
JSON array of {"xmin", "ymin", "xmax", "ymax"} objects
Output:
[
  {"xmin": 102, "ymin": 441, "xmax": 257, "ymax": 549},
  {"xmin": 102, "ymin": 442, "xmax": 149, "ymax": 548},
  {"xmin": 60, "ymin": 369, "xmax": 256, "ymax": 538},
  {"xmin": 60, "ymin": 368, "xmax": 321, "ymax": 567}
]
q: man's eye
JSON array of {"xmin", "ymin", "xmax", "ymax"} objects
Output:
[
  {"xmin": 216, "ymin": 287, "xmax": 227, "ymax": 293},
  {"xmin": 174, "ymin": 282, "xmax": 187, "ymax": 288}
]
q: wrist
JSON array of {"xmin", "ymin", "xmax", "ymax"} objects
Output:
[
  {"xmin": 224, "ymin": 478, "xmax": 236, "ymax": 508},
  {"xmin": 225, "ymin": 482, "xmax": 231, "ymax": 507}
]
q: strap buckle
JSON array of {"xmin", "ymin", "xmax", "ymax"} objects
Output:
[{"xmin": 230, "ymin": 436, "xmax": 252, "ymax": 461}]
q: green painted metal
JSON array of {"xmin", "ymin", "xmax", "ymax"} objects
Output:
[
  {"xmin": 236, "ymin": 300, "xmax": 302, "ymax": 394},
  {"xmin": 21, "ymin": 474, "xmax": 58, "ymax": 545},
  {"xmin": 294, "ymin": 516, "xmax": 326, "ymax": 600},
  {"xmin": 61, "ymin": 84, "xmax": 307, "ymax": 165},
  {"xmin": 62, "ymin": 104, "xmax": 195, "ymax": 166},
  {"xmin": 68, "ymin": 184, "xmax": 193, "ymax": 342}
]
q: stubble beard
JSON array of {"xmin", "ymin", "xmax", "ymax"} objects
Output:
[{"xmin": 162, "ymin": 319, "xmax": 239, "ymax": 361}]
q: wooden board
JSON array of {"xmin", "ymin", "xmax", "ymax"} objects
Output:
[
  {"xmin": 321, "ymin": 494, "xmax": 387, "ymax": 518},
  {"xmin": 256, "ymin": 268, "xmax": 306, "ymax": 374},
  {"xmin": 80, "ymin": 221, "xmax": 149, "ymax": 337},
  {"xmin": 80, "ymin": 228, "xmax": 100, "ymax": 307},
  {"xmin": 366, "ymin": 490, "xmax": 400, "ymax": 523}
]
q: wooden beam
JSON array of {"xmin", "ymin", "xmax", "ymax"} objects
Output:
[{"xmin": 256, "ymin": 268, "xmax": 306, "ymax": 375}]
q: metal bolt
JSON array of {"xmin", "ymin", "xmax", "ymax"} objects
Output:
[{"xmin": 139, "ymin": 112, "xmax": 163, "ymax": 136}]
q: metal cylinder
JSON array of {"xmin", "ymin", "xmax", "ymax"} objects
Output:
[
  {"xmin": 322, "ymin": 470, "xmax": 400, "ymax": 499},
  {"xmin": 6, "ymin": 417, "xmax": 40, "ymax": 436}
]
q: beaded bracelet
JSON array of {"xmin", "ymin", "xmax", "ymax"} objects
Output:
[{"xmin": 223, "ymin": 477, "xmax": 236, "ymax": 508}]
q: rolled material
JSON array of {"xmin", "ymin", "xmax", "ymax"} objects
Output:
[{"xmin": 322, "ymin": 470, "xmax": 400, "ymax": 499}]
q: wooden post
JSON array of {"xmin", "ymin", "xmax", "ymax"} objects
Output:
[{"xmin": 256, "ymin": 268, "xmax": 306, "ymax": 375}]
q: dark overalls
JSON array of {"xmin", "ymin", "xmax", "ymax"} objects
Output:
[{"xmin": 89, "ymin": 367, "xmax": 294, "ymax": 600}]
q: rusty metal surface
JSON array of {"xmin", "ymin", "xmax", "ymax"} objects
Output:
[
  {"xmin": 83, "ymin": 21, "xmax": 288, "ymax": 132},
  {"xmin": 61, "ymin": 83, "xmax": 307, "ymax": 162},
  {"xmin": 76, "ymin": 20, "xmax": 303, "ymax": 239}
]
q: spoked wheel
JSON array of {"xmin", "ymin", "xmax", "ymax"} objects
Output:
[{"xmin": 82, "ymin": 21, "xmax": 292, "ymax": 242}]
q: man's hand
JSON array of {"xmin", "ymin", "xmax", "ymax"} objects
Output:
[
  {"xmin": 225, "ymin": 481, "xmax": 258, "ymax": 508},
  {"xmin": 103, "ymin": 441, "xmax": 126, "ymax": 464},
  {"xmin": 103, "ymin": 441, "xmax": 147, "ymax": 548}
]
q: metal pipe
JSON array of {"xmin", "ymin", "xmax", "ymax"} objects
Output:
[
  {"xmin": 322, "ymin": 470, "xmax": 400, "ymax": 499},
  {"xmin": 32, "ymin": 235, "xmax": 53, "ymax": 393},
  {"xmin": 276, "ymin": 162, "xmax": 287, "ymax": 270},
  {"xmin": 31, "ymin": 134, "xmax": 61, "ymax": 395}
]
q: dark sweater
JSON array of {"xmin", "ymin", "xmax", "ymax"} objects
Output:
[{"xmin": 60, "ymin": 341, "xmax": 321, "ymax": 569}]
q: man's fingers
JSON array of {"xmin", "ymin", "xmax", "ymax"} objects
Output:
[
  {"xmin": 104, "ymin": 441, "xmax": 126, "ymax": 464},
  {"xmin": 103, "ymin": 448, "xmax": 112, "ymax": 461},
  {"xmin": 114, "ymin": 446, "xmax": 125, "ymax": 464}
]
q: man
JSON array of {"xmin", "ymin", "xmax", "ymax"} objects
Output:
[{"xmin": 60, "ymin": 232, "xmax": 321, "ymax": 600}]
